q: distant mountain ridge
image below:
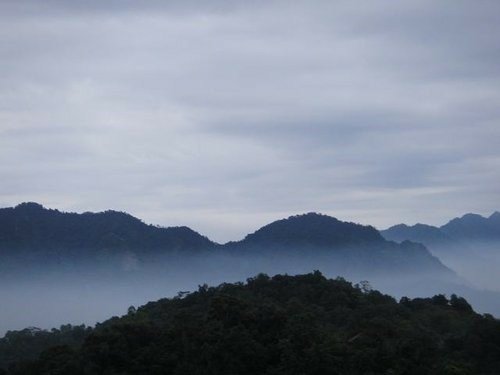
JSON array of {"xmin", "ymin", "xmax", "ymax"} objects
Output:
[
  {"xmin": 218, "ymin": 212, "xmax": 451, "ymax": 277},
  {"xmin": 10, "ymin": 204, "xmax": 500, "ymax": 335},
  {"xmin": 225, "ymin": 213, "xmax": 385, "ymax": 249},
  {"xmin": 441, "ymin": 212, "xmax": 500, "ymax": 241},
  {"xmin": 381, "ymin": 223, "xmax": 454, "ymax": 246},
  {"xmin": 382, "ymin": 211, "xmax": 500, "ymax": 247},
  {"xmin": 0, "ymin": 203, "xmax": 452, "ymax": 279},
  {"xmin": 0, "ymin": 202, "xmax": 215, "ymax": 256}
]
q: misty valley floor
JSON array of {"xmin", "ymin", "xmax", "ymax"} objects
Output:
[{"xmin": 1, "ymin": 253, "xmax": 500, "ymax": 337}]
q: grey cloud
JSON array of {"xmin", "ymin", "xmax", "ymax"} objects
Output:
[{"xmin": 0, "ymin": 1, "xmax": 499, "ymax": 241}]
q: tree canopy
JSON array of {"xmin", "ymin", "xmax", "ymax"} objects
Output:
[{"xmin": 2, "ymin": 272, "xmax": 500, "ymax": 374}]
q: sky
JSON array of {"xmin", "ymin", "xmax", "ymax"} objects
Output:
[{"xmin": 0, "ymin": 0, "xmax": 499, "ymax": 242}]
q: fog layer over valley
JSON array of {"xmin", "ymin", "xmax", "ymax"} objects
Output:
[
  {"xmin": 382, "ymin": 212, "xmax": 500, "ymax": 292},
  {"xmin": 1, "ymin": 203, "xmax": 500, "ymax": 337}
]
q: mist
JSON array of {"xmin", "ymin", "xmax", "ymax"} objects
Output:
[
  {"xmin": 2, "ymin": 245, "xmax": 499, "ymax": 337},
  {"xmin": 419, "ymin": 240, "xmax": 500, "ymax": 292}
]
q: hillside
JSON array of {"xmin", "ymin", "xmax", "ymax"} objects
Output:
[
  {"xmin": 0, "ymin": 203, "xmax": 215, "ymax": 258},
  {"xmin": 222, "ymin": 213, "xmax": 451, "ymax": 277},
  {"xmin": 227, "ymin": 213, "xmax": 384, "ymax": 248},
  {"xmin": 0, "ymin": 206, "xmax": 450, "ymax": 278},
  {"xmin": 2, "ymin": 272, "xmax": 500, "ymax": 374}
]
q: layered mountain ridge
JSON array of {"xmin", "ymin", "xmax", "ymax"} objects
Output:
[
  {"xmin": 0, "ymin": 202, "xmax": 215, "ymax": 256},
  {"xmin": 0, "ymin": 203, "xmax": 451, "ymax": 279},
  {"xmin": 3, "ymin": 203, "xmax": 500, "ymax": 337},
  {"xmin": 381, "ymin": 211, "xmax": 500, "ymax": 294},
  {"xmin": 382, "ymin": 211, "xmax": 500, "ymax": 247}
]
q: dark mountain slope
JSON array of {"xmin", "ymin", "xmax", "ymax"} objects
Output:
[
  {"xmin": 441, "ymin": 212, "xmax": 500, "ymax": 241},
  {"xmin": 0, "ymin": 206, "xmax": 452, "ymax": 283},
  {"xmin": 0, "ymin": 204, "xmax": 456, "ymax": 286},
  {"xmin": 230, "ymin": 212, "xmax": 384, "ymax": 248},
  {"xmin": 221, "ymin": 213, "xmax": 451, "ymax": 278},
  {"xmin": 3, "ymin": 272, "xmax": 500, "ymax": 375},
  {"xmin": 0, "ymin": 203, "xmax": 215, "ymax": 257}
]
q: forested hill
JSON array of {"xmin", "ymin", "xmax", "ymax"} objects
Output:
[
  {"xmin": 222, "ymin": 213, "xmax": 451, "ymax": 277},
  {"xmin": 227, "ymin": 212, "xmax": 385, "ymax": 248},
  {"xmin": 2, "ymin": 272, "xmax": 500, "ymax": 374},
  {"xmin": 0, "ymin": 203, "xmax": 215, "ymax": 256},
  {"xmin": 0, "ymin": 205, "xmax": 451, "ymax": 278}
]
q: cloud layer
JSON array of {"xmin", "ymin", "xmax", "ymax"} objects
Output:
[{"xmin": 1, "ymin": 0, "xmax": 499, "ymax": 241}]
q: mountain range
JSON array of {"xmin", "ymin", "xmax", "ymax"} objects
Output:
[
  {"xmin": 0, "ymin": 203, "xmax": 450, "ymax": 279},
  {"xmin": 1, "ymin": 203, "xmax": 500, "ymax": 335},
  {"xmin": 381, "ymin": 212, "xmax": 500, "ymax": 295},
  {"xmin": 381, "ymin": 211, "xmax": 500, "ymax": 248}
]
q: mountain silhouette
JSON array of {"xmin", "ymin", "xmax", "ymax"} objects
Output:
[
  {"xmin": 7, "ymin": 204, "xmax": 499, "ymax": 336},
  {"xmin": 0, "ymin": 202, "xmax": 215, "ymax": 257},
  {"xmin": 220, "ymin": 212, "xmax": 450, "ymax": 277},
  {"xmin": 381, "ymin": 211, "xmax": 500, "ymax": 247},
  {"xmin": 441, "ymin": 212, "xmax": 500, "ymax": 241},
  {"xmin": 0, "ymin": 204, "xmax": 452, "ymax": 279},
  {"xmin": 381, "ymin": 223, "xmax": 454, "ymax": 248},
  {"xmin": 226, "ymin": 213, "xmax": 384, "ymax": 248}
]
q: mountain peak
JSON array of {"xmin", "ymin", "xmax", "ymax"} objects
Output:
[
  {"xmin": 381, "ymin": 222, "xmax": 451, "ymax": 246},
  {"xmin": 441, "ymin": 212, "xmax": 500, "ymax": 240},
  {"xmin": 489, "ymin": 211, "xmax": 500, "ymax": 220},
  {"xmin": 459, "ymin": 213, "xmax": 486, "ymax": 221},
  {"xmin": 14, "ymin": 202, "xmax": 46, "ymax": 211},
  {"xmin": 388, "ymin": 223, "xmax": 410, "ymax": 230},
  {"xmin": 0, "ymin": 203, "xmax": 215, "ymax": 254},
  {"xmin": 238, "ymin": 212, "xmax": 384, "ymax": 248}
]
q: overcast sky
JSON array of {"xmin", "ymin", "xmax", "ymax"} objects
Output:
[{"xmin": 1, "ymin": 0, "xmax": 499, "ymax": 242}]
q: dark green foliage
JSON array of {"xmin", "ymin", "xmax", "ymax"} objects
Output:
[
  {"xmin": 0, "ymin": 325, "xmax": 91, "ymax": 370},
  {"xmin": 235, "ymin": 213, "xmax": 384, "ymax": 247},
  {"xmin": 222, "ymin": 213, "xmax": 451, "ymax": 276},
  {"xmin": 4, "ymin": 272, "xmax": 500, "ymax": 374},
  {"xmin": 450, "ymin": 294, "xmax": 473, "ymax": 313},
  {"xmin": 0, "ymin": 202, "xmax": 214, "ymax": 257}
]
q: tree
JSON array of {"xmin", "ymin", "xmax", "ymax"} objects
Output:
[{"xmin": 127, "ymin": 306, "xmax": 137, "ymax": 315}]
